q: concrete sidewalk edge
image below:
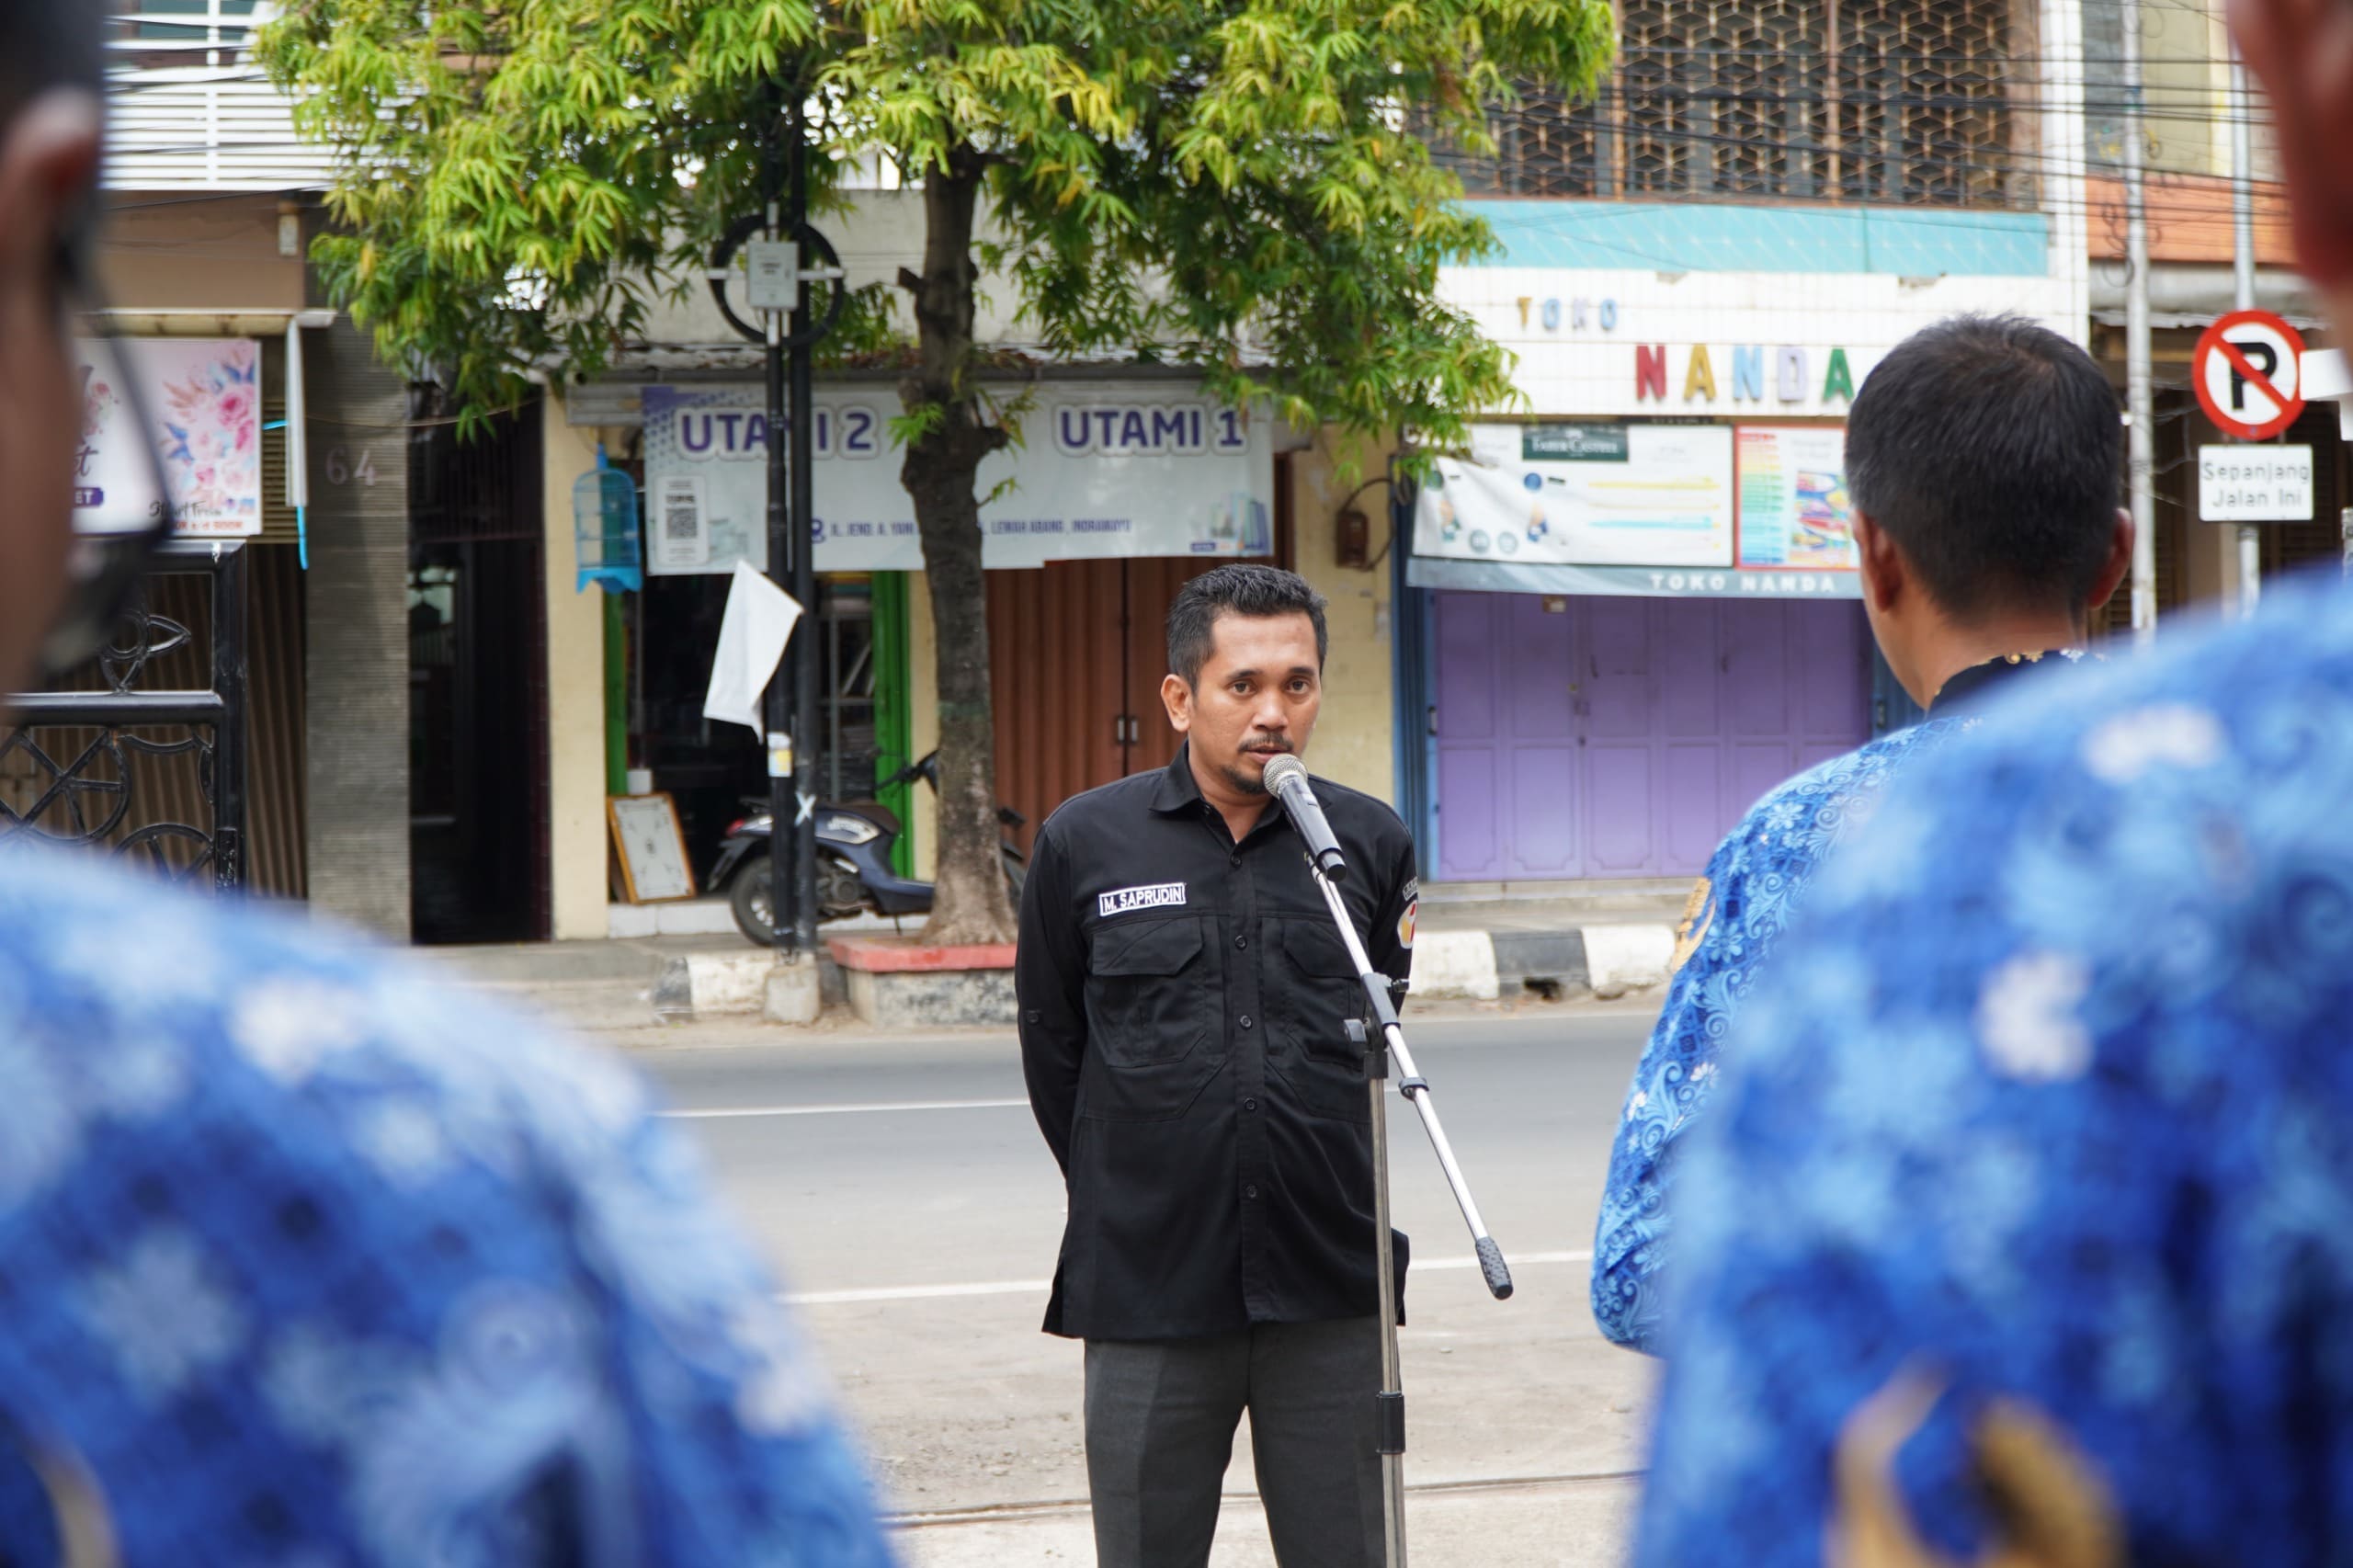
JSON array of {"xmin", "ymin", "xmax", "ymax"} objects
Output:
[{"xmin": 429, "ymin": 918, "xmax": 1677, "ymax": 1022}]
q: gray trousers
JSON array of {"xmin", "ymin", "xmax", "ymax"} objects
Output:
[{"xmin": 1083, "ymin": 1317, "xmax": 1384, "ymax": 1568}]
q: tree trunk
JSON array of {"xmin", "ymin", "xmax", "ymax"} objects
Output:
[{"xmin": 902, "ymin": 145, "xmax": 1017, "ymax": 946}]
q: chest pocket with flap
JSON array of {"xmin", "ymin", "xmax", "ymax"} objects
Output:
[
  {"xmin": 1278, "ymin": 918, "xmax": 1371, "ymax": 1064},
  {"xmin": 1086, "ymin": 916, "xmax": 1210, "ymax": 1067}
]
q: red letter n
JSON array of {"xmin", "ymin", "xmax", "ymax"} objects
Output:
[{"xmin": 1634, "ymin": 344, "xmax": 1668, "ymax": 403}]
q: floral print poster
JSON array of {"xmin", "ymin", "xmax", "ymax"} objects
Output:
[{"xmin": 73, "ymin": 337, "xmax": 262, "ymax": 537}]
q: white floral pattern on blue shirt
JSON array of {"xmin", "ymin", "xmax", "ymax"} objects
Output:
[
  {"xmin": 1591, "ymin": 722, "xmax": 1957, "ymax": 1352},
  {"xmin": 0, "ymin": 851, "xmax": 893, "ymax": 1566},
  {"xmin": 1634, "ymin": 572, "xmax": 2353, "ymax": 1563}
]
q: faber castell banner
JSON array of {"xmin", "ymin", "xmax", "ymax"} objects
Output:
[
  {"xmin": 1408, "ymin": 420, "xmax": 1861, "ymax": 599},
  {"xmin": 641, "ymin": 382, "xmax": 1277, "ymax": 575},
  {"xmin": 74, "ymin": 336, "xmax": 262, "ymax": 538}
]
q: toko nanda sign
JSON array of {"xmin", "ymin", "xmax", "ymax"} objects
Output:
[{"xmin": 642, "ymin": 382, "xmax": 1275, "ymax": 575}]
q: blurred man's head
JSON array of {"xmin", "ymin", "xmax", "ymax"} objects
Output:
[
  {"xmin": 0, "ymin": 2, "xmax": 106, "ymax": 696},
  {"xmin": 1846, "ymin": 313, "xmax": 2132, "ymax": 704}
]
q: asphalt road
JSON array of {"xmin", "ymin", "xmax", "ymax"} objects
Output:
[{"xmin": 636, "ymin": 1006, "xmax": 1661, "ymax": 1565}]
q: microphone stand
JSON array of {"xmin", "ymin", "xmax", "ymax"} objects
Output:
[{"xmin": 1307, "ymin": 858, "xmax": 1512, "ymax": 1568}]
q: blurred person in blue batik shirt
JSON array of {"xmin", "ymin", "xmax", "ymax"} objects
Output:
[
  {"xmin": 1630, "ymin": 1, "xmax": 2353, "ymax": 1561},
  {"xmin": 1591, "ymin": 313, "xmax": 2133, "ymax": 1352},
  {"xmin": 0, "ymin": 7, "xmax": 893, "ymax": 1563}
]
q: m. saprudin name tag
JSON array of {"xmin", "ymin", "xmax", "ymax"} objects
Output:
[{"xmin": 1099, "ymin": 882, "xmax": 1188, "ymax": 917}]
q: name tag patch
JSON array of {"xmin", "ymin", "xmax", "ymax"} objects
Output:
[{"xmin": 1098, "ymin": 882, "xmax": 1188, "ymax": 917}]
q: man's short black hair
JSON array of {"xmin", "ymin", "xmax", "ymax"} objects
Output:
[
  {"xmin": 1167, "ymin": 564, "xmax": 1329, "ymax": 686},
  {"xmin": 1846, "ymin": 313, "xmax": 2121, "ymax": 619}
]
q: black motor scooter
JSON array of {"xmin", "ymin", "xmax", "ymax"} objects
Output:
[{"xmin": 712, "ymin": 751, "xmax": 1028, "ymax": 946}]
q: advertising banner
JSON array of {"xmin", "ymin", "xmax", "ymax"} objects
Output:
[
  {"xmin": 74, "ymin": 336, "xmax": 262, "ymax": 538},
  {"xmin": 1733, "ymin": 425, "xmax": 1858, "ymax": 570},
  {"xmin": 1416, "ymin": 422, "xmax": 1733, "ymax": 570},
  {"xmin": 642, "ymin": 382, "xmax": 1276, "ymax": 575},
  {"xmin": 1410, "ymin": 419, "xmax": 1859, "ymax": 599}
]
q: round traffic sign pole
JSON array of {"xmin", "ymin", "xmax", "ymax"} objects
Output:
[{"xmin": 2193, "ymin": 308, "xmax": 2308, "ymax": 441}]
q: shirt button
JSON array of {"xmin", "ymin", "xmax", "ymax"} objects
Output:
[
  {"xmin": 1244, "ymin": 1096, "xmax": 1259, "ymax": 1112},
  {"xmin": 1239, "ymin": 1014, "xmax": 1254, "ymax": 1029},
  {"xmin": 1245, "ymin": 1185, "xmax": 1260, "ymax": 1200},
  {"xmin": 1234, "ymin": 935, "xmax": 1247, "ymax": 949},
  {"xmin": 1229, "ymin": 854, "xmax": 1241, "ymax": 869}
]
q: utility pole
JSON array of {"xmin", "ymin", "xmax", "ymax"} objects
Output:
[
  {"xmin": 761, "ymin": 107, "xmax": 797, "ymax": 961},
  {"xmin": 2231, "ymin": 45, "xmax": 2261, "ymax": 616},
  {"xmin": 785, "ymin": 94, "xmax": 822, "ymax": 963},
  {"xmin": 709, "ymin": 80, "xmax": 844, "ymax": 964},
  {"xmin": 2122, "ymin": 0, "xmax": 2157, "ymax": 642}
]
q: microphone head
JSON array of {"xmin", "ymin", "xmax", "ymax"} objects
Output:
[{"xmin": 1260, "ymin": 753, "xmax": 1309, "ymax": 793}]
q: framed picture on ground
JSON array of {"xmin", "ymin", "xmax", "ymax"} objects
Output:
[{"xmin": 608, "ymin": 791, "xmax": 697, "ymax": 903}]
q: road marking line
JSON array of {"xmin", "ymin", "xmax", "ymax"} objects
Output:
[
  {"xmin": 789, "ymin": 1279, "xmax": 1052, "ymax": 1306},
  {"xmin": 1417, "ymin": 1248, "xmax": 1590, "ymax": 1271},
  {"xmin": 663, "ymin": 1097, "xmax": 1029, "ymax": 1119},
  {"xmin": 890, "ymin": 1467, "xmax": 1647, "ymax": 1528},
  {"xmin": 781, "ymin": 1251, "xmax": 1591, "ymax": 1307}
]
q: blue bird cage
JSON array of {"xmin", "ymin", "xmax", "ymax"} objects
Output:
[{"xmin": 574, "ymin": 449, "xmax": 642, "ymax": 594}]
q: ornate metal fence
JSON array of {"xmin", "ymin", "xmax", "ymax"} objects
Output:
[
  {"xmin": 1420, "ymin": 0, "xmax": 2029, "ymax": 211},
  {"xmin": 0, "ymin": 542, "xmax": 248, "ymax": 890}
]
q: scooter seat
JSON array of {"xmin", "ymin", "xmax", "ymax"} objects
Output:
[{"xmin": 833, "ymin": 800, "xmax": 903, "ymax": 838}]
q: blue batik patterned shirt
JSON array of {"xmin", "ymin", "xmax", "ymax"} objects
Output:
[
  {"xmin": 1591, "ymin": 721, "xmax": 1957, "ymax": 1352},
  {"xmin": 1634, "ymin": 571, "xmax": 2353, "ymax": 1564},
  {"xmin": 0, "ymin": 850, "xmax": 893, "ymax": 1566}
]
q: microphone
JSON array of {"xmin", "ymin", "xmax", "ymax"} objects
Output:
[{"xmin": 1261, "ymin": 754, "xmax": 1347, "ymax": 881}]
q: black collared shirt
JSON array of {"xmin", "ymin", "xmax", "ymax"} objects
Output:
[
  {"xmin": 1928, "ymin": 648, "xmax": 2091, "ymax": 714},
  {"xmin": 1016, "ymin": 745, "xmax": 1420, "ymax": 1342}
]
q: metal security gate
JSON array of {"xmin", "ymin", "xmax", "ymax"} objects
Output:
[
  {"xmin": 1428, "ymin": 590, "xmax": 1870, "ymax": 881},
  {"xmin": 0, "ymin": 542, "xmax": 248, "ymax": 889}
]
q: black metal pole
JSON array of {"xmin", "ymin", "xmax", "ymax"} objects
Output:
[
  {"xmin": 786, "ymin": 90, "xmax": 820, "ymax": 962},
  {"xmin": 761, "ymin": 108, "xmax": 796, "ymax": 959},
  {"xmin": 210, "ymin": 541, "xmax": 247, "ymax": 892}
]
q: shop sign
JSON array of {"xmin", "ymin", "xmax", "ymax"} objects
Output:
[
  {"xmin": 1413, "ymin": 420, "xmax": 1859, "ymax": 599},
  {"xmin": 1405, "ymin": 557, "xmax": 1859, "ymax": 598},
  {"xmin": 74, "ymin": 336, "xmax": 262, "ymax": 538},
  {"xmin": 1633, "ymin": 344, "xmax": 1857, "ymax": 408},
  {"xmin": 1521, "ymin": 424, "xmax": 1628, "ymax": 461},
  {"xmin": 1511, "ymin": 295, "xmax": 1620, "ymax": 333},
  {"xmin": 641, "ymin": 381, "xmax": 1274, "ymax": 575}
]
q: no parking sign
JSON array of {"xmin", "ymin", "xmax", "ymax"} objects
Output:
[{"xmin": 2193, "ymin": 309, "xmax": 2308, "ymax": 441}]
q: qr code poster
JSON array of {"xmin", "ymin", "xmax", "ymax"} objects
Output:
[{"xmin": 653, "ymin": 474, "xmax": 710, "ymax": 573}]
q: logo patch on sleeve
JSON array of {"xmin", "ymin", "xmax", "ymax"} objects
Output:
[
  {"xmin": 1097, "ymin": 882, "xmax": 1188, "ymax": 917},
  {"xmin": 1398, "ymin": 900, "xmax": 1418, "ymax": 949}
]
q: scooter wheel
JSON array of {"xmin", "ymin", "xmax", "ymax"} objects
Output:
[{"xmin": 729, "ymin": 855, "xmax": 775, "ymax": 946}]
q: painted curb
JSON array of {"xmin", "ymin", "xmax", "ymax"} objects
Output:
[
  {"xmin": 1580, "ymin": 925, "xmax": 1677, "ymax": 996},
  {"xmin": 654, "ymin": 950, "xmax": 843, "ymax": 1023},
  {"xmin": 1406, "ymin": 930, "xmax": 1502, "ymax": 1001},
  {"xmin": 1410, "ymin": 923, "xmax": 1677, "ymax": 1001}
]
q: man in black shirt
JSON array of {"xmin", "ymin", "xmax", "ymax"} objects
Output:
[{"xmin": 1017, "ymin": 564, "xmax": 1420, "ymax": 1568}]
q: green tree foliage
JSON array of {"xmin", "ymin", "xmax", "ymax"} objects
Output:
[{"xmin": 260, "ymin": 0, "xmax": 1613, "ymax": 942}]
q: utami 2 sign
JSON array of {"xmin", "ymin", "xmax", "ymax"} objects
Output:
[{"xmin": 642, "ymin": 381, "xmax": 1275, "ymax": 576}]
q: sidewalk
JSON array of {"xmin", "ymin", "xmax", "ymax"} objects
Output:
[{"xmin": 412, "ymin": 886, "xmax": 1689, "ymax": 1038}]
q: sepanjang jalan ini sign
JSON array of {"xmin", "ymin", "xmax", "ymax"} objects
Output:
[{"xmin": 642, "ymin": 381, "xmax": 1277, "ymax": 575}]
